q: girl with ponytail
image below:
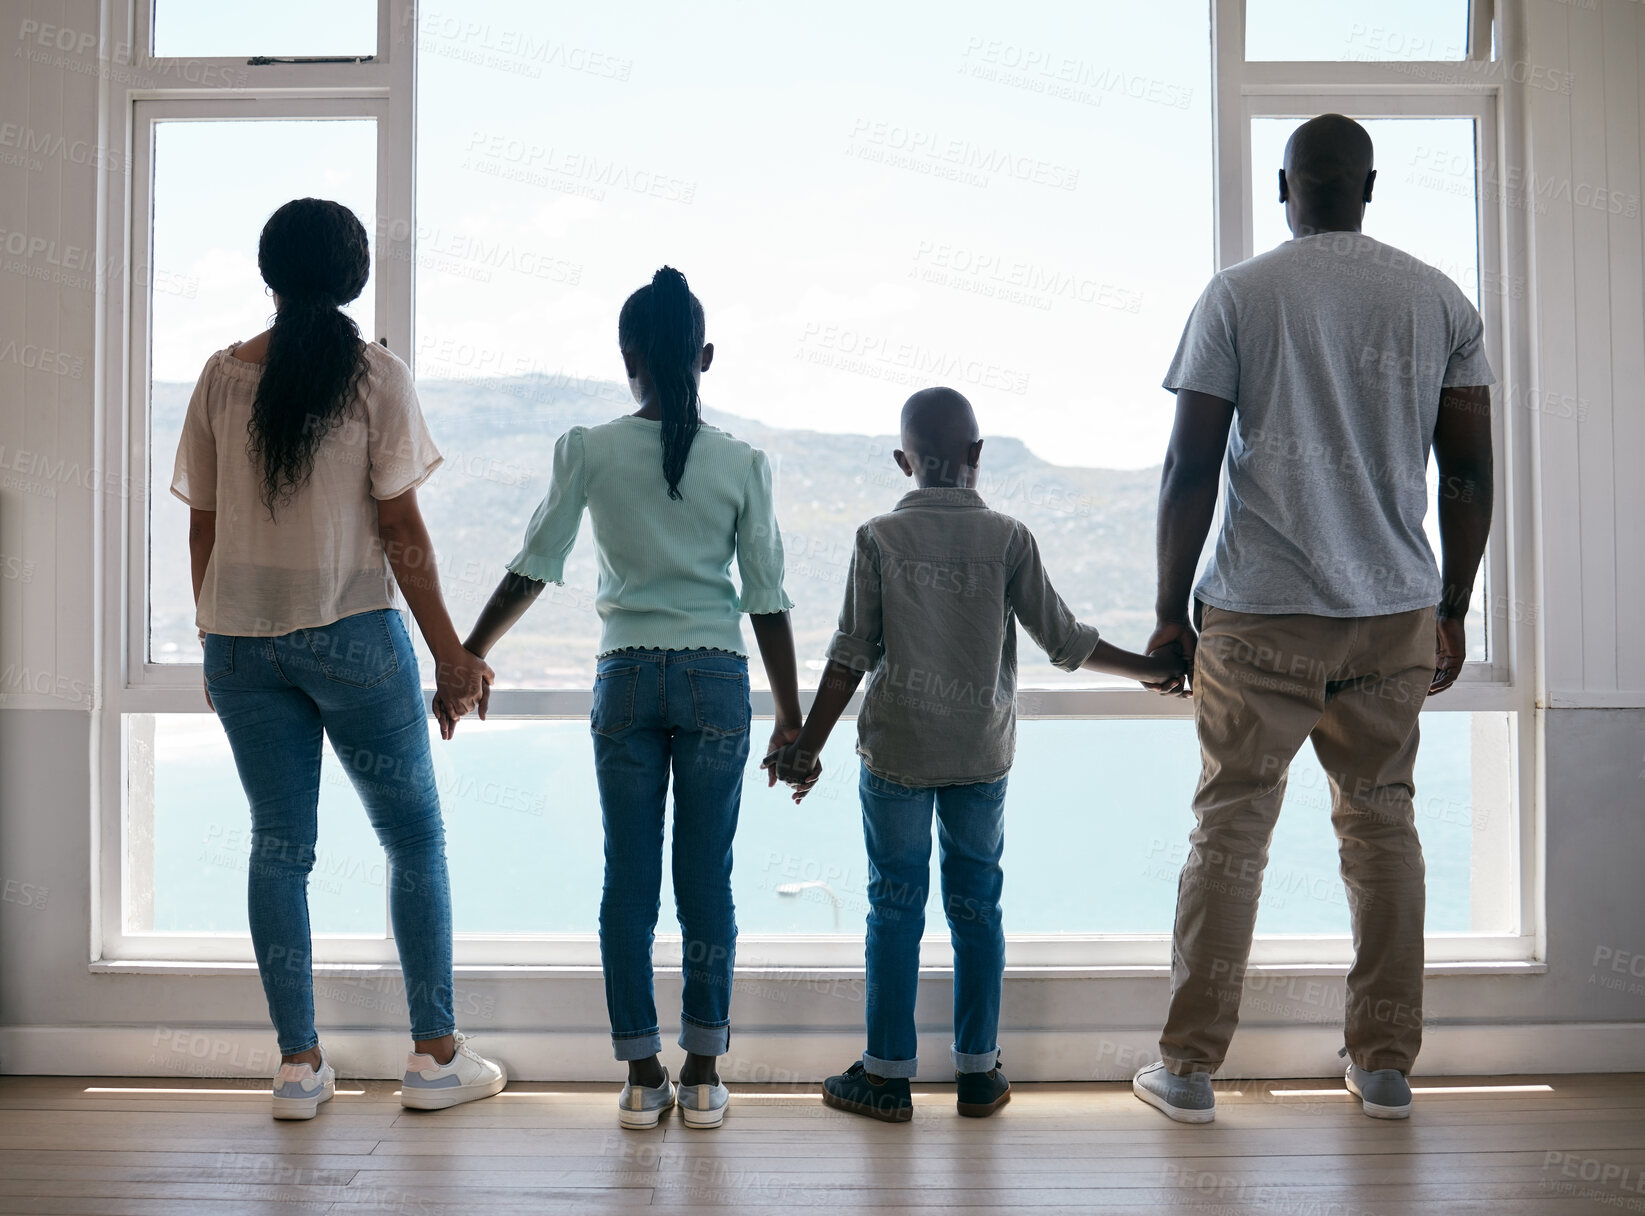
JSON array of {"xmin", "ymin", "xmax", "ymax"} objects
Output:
[
  {"xmin": 464, "ymin": 266, "xmax": 801, "ymax": 1129},
  {"xmin": 172, "ymin": 198, "xmax": 505, "ymax": 1121}
]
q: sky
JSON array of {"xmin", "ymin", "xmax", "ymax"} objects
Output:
[{"xmin": 150, "ymin": 0, "xmax": 1474, "ymax": 469}]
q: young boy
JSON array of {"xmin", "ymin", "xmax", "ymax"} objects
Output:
[{"xmin": 768, "ymin": 387, "xmax": 1185, "ymax": 1122}]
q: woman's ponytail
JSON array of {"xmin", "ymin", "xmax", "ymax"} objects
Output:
[
  {"xmin": 618, "ymin": 266, "xmax": 706, "ymax": 500},
  {"xmin": 249, "ymin": 198, "xmax": 371, "ymax": 516}
]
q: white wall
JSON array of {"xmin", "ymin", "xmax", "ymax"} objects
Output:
[{"xmin": 1, "ymin": 0, "xmax": 1642, "ymax": 1081}]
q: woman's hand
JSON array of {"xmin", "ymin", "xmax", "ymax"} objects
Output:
[{"xmin": 433, "ymin": 644, "xmax": 493, "ymax": 740}]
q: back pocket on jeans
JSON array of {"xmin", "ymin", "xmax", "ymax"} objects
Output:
[
  {"xmin": 591, "ymin": 664, "xmax": 639, "ymax": 736},
  {"xmin": 687, "ymin": 668, "xmax": 749, "ymax": 735},
  {"xmin": 305, "ymin": 611, "xmax": 400, "ymax": 689},
  {"xmin": 203, "ymin": 635, "xmax": 235, "ymax": 683}
]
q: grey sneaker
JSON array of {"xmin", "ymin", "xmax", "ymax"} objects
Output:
[
  {"xmin": 678, "ymin": 1080, "xmax": 730, "ymax": 1129},
  {"xmin": 271, "ymin": 1050, "xmax": 334, "ymax": 1121},
  {"xmin": 1345, "ymin": 1063, "xmax": 1411, "ymax": 1119},
  {"xmin": 618, "ymin": 1067, "xmax": 677, "ymax": 1130},
  {"xmin": 1132, "ymin": 1061, "xmax": 1215, "ymax": 1124}
]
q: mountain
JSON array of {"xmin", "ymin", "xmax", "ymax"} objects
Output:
[{"xmin": 150, "ymin": 374, "xmax": 1163, "ymax": 686}]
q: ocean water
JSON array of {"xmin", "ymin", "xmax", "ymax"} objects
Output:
[{"xmin": 149, "ymin": 711, "xmax": 1481, "ymax": 938}]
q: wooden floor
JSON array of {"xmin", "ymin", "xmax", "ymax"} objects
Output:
[{"xmin": 1, "ymin": 1074, "xmax": 1643, "ymax": 1214}]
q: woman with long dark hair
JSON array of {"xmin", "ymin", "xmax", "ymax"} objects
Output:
[
  {"xmin": 463, "ymin": 266, "xmax": 801, "ymax": 1130},
  {"xmin": 172, "ymin": 198, "xmax": 505, "ymax": 1120}
]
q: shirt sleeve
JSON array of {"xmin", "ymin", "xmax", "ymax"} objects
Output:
[
  {"xmin": 735, "ymin": 448, "xmax": 796, "ymax": 615},
  {"xmin": 169, "ymin": 357, "xmax": 218, "ymax": 510},
  {"xmin": 1442, "ymin": 297, "xmax": 1498, "ymax": 387},
  {"xmin": 1007, "ymin": 523, "xmax": 1101, "ymax": 671},
  {"xmin": 507, "ymin": 427, "xmax": 587, "ymax": 585},
  {"xmin": 824, "ymin": 524, "xmax": 885, "ymax": 674},
  {"xmin": 1162, "ymin": 273, "xmax": 1240, "ymax": 402},
  {"xmin": 365, "ymin": 349, "xmax": 444, "ymax": 500}
]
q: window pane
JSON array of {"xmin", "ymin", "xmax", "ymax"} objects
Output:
[
  {"xmin": 1250, "ymin": 116, "xmax": 1489, "ymax": 662},
  {"xmin": 130, "ymin": 715, "xmax": 390, "ymax": 934},
  {"xmin": 413, "ymin": 0, "xmax": 1212, "ymax": 690},
  {"xmin": 147, "ymin": 119, "xmax": 377, "ymax": 664},
  {"xmin": 130, "ymin": 711, "xmax": 1509, "ymax": 941},
  {"xmin": 431, "ymin": 715, "xmax": 1498, "ymax": 936},
  {"xmin": 152, "ymin": 0, "xmax": 377, "ymax": 59},
  {"xmin": 1246, "ymin": 0, "xmax": 1470, "ymax": 61}
]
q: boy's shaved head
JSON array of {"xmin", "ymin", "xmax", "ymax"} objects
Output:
[
  {"xmin": 1283, "ymin": 113, "xmax": 1374, "ymax": 205},
  {"xmin": 895, "ymin": 386, "xmax": 983, "ymax": 489},
  {"xmin": 901, "ymin": 386, "xmax": 980, "ymax": 453}
]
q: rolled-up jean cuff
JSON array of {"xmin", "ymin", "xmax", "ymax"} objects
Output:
[
  {"xmin": 278, "ymin": 1035, "xmax": 320, "ymax": 1056},
  {"xmin": 1162, "ymin": 1055, "xmax": 1218, "ymax": 1078},
  {"xmin": 611, "ymin": 1029, "xmax": 663, "ymax": 1061},
  {"xmin": 409, "ymin": 1023, "xmax": 457, "ymax": 1045},
  {"xmin": 678, "ymin": 1017, "xmax": 730, "ymax": 1057},
  {"xmin": 862, "ymin": 1051, "xmax": 917, "ymax": 1079},
  {"xmin": 952, "ymin": 1044, "xmax": 999, "ymax": 1073}
]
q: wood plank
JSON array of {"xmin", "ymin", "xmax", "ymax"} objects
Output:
[{"xmin": 1, "ymin": 1073, "xmax": 1641, "ymax": 1214}]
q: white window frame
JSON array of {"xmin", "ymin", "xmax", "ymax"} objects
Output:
[{"xmin": 97, "ymin": 0, "xmax": 1540, "ymax": 972}]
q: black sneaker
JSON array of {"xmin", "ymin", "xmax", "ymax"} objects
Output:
[
  {"xmin": 956, "ymin": 1058, "xmax": 1010, "ymax": 1117},
  {"xmin": 821, "ymin": 1061, "xmax": 913, "ymax": 1123}
]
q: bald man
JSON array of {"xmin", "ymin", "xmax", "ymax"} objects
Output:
[{"xmin": 1132, "ymin": 114, "xmax": 1496, "ymax": 1123}]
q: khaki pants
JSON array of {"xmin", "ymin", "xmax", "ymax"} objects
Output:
[{"xmin": 1161, "ymin": 603, "xmax": 1436, "ymax": 1077}]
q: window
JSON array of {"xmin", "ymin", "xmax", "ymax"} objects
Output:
[
  {"xmin": 108, "ymin": 1, "xmax": 1535, "ymax": 970},
  {"xmin": 151, "ymin": 0, "xmax": 378, "ymax": 60}
]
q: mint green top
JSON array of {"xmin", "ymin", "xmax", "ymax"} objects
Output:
[{"xmin": 507, "ymin": 416, "xmax": 793, "ymax": 657}]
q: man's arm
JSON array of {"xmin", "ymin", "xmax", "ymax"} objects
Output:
[
  {"xmin": 1429, "ymin": 384, "xmax": 1494, "ymax": 696},
  {"xmin": 1148, "ymin": 389, "xmax": 1236, "ymax": 693}
]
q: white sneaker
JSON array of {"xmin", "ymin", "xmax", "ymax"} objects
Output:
[
  {"xmin": 617, "ymin": 1068, "xmax": 677, "ymax": 1130},
  {"xmin": 271, "ymin": 1050, "xmax": 335, "ymax": 1120},
  {"xmin": 679, "ymin": 1080, "xmax": 730, "ymax": 1129},
  {"xmin": 400, "ymin": 1031, "xmax": 507, "ymax": 1110}
]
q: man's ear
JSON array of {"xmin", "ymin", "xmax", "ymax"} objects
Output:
[
  {"xmin": 699, "ymin": 342, "xmax": 715, "ymax": 374},
  {"xmin": 892, "ymin": 449, "xmax": 916, "ymax": 478},
  {"xmin": 1363, "ymin": 168, "xmax": 1376, "ymax": 204},
  {"xmin": 1277, "ymin": 168, "xmax": 1288, "ymax": 204},
  {"xmin": 967, "ymin": 438, "xmax": 984, "ymax": 468}
]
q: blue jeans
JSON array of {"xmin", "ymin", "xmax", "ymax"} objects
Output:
[
  {"xmin": 859, "ymin": 764, "xmax": 1008, "ymax": 1078},
  {"xmin": 204, "ymin": 609, "xmax": 455, "ymax": 1054},
  {"xmin": 591, "ymin": 648, "xmax": 749, "ymax": 1061}
]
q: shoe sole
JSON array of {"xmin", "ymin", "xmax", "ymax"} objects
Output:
[
  {"xmin": 681, "ymin": 1102, "xmax": 727, "ymax": 1129},
  {"xmin": 271, "ymin": 1080, "xmax": 333, "ymax": 1120},
  {"xmin": 618, "ymin": 1098, "xmax": 675, "ymax": 1130},
  {"xmin": 957, "ymin": 1089, "xmax": 1011, "ymax": 1118},
  {"xmin": 1345, "ymin": 1073, "xmax": 1411, "ymax": 1120},
  {"xmin": 400, "ymin": 1071, "xmax": 508, "ymax": 1111},
  {"xmin": 821, "ymin": 1086, "xmax": 913, "ymax": 1124},
  {"xmin": 1132, "ymin": 1075, "xmax": 1215, "ymax": 1124}
]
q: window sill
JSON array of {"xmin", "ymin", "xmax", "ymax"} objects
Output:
[{"xmin": 87, "ymin": 959, "xmax": 1548, "ymax": 980}]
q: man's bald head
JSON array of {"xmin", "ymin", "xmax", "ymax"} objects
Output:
[
  {"xmin": 1282, "ymin": 113, "xmax": 1375, "ymax": 211},
  {"xmin": 896, "ymin": 387, "xmax": 983, "ymax": 487}
]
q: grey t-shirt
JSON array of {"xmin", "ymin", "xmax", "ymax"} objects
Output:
[{"xmin": 1164, "ymin": 232, "xmax": 1496, "ymax": 617}]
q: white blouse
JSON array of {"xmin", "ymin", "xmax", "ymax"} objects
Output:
[{"xmin": 171, "ymin": 341, "xmax": 442, "ymax": 637}]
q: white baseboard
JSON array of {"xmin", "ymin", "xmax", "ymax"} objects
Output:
[{"xmin": 3, "ymin": 1022, "xmax": 1641, "ymax": 1082}]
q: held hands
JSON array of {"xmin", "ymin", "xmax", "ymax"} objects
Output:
[
  {"xmin": 761, "ymin": 728, "xmax": 824, "ymax": 804},
  {"xmin": 432, "ymin": 644, "xmax": 494, "ymax": 740},
  {"xmin": 1143, "ymin": 619, "xmax": 1196, "ymax": 698}
]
